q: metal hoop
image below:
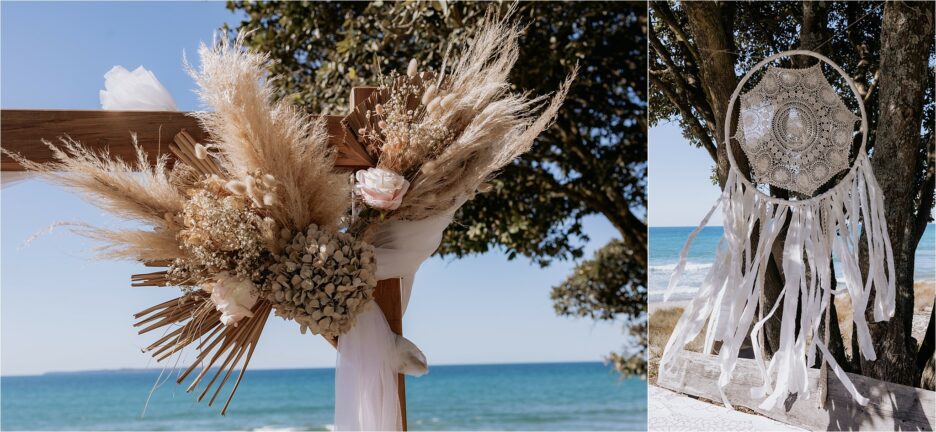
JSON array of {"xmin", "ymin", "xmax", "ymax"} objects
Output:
[{"xmin": 723, "ymin": 49, "xmax": 869, "ymax": 204}]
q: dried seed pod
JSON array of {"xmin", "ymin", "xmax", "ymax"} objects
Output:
[
  {"xmin": 225, "ymin": 180, "xmax": 247, "ymax": 196},
  {"xmin": 194, "ymin": 143, "xmax": 209, "ymax": 160}
]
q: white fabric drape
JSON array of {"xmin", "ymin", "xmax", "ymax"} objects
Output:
[
  {"xmin": 334, "ymin": 212, "xmax": 456, "ymax": 431},
  {"xmin": 100, "ymin": 66, "xmax": 177, "ymax": 111}
]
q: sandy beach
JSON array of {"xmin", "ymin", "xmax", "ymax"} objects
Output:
[
  {"xmin": 650, "ymin": 280, "xmax": 934, "ymax": 344},
  {"xmin": 648, "ymin": 280, "xmax": 935, "ymax": 430}
]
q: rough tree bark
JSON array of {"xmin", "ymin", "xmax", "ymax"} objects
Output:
[
  {"xmin": 683, "ymin": 1, "xmax": 738, "ymax": 188},
  {"xmin": 857, "ymin": 1, "xmax": 934, "ymax": 386},
  {"xmin": 794, "ymin": 0, "xmax": 849, "ymax": 368}
]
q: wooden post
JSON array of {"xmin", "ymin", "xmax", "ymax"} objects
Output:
[
  {"xmin": 348, "ymin": 85, "xmax": 408, "ymax": 431},
  {"xmin": 374, "ymin": 278, "xmax": 407, "ymax": 430}
]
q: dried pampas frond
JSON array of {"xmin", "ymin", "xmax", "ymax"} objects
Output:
[
  {"xmin": 3, "ymin": 135, "xmax": 184, "ymax": 226},
  {"xmin": 5, "ymin": 32, "xmax": 364, "ymax": 412},
  {"xmin": 188, "ymin": 34, "xmax": 349, "ymax": 232},
  {"xmin": 401, "ymin": 73, "xmax": 574, "ymax": 219},
  {"xmin": 2, "ymin": 136, "xmax": 189, "ymax": 261}
]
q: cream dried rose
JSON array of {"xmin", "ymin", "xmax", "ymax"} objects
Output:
[
  {"xmin": 355, "ymin": 167, "xmax": 410, "ymax": 211},
  {"xmin": 203, "ymin": 272, "xmax": 258, "ymax": 327}
]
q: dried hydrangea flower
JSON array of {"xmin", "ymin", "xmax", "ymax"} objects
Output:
[{"xmin": 264, "ymin": 224, "xmax": 377, "ymax": 339}]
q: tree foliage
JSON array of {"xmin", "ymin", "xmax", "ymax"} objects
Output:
[
  {"xmin": 552, "ymin": 239, "xmax": 648, "ymax": 378},
  {"xmin": 227, "ymin": 1, "xmax": 648, "ymax": 376}
]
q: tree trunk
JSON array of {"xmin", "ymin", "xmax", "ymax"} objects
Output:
[
  {"xmin": 918, "ymin": 306, "xmax": 935, "ymax": 389},
  {"xmin": 856, "ymin": 1, "xmax": 934, "ymax": 385},
  {"xmin": 683, "ymin": 1, "xmax": 738, "ymax": 188},
  {"xmin": 797, "ymin": 0, "xmax": 850, "ymax": 368},
  {"xmin": 681, "ymin": 1, "xmax": 797, "ymax": 356}
]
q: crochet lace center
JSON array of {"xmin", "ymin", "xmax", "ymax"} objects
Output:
[{"xmin": 736, "ymin": 64, "xmax": 859, "ymax": 195}]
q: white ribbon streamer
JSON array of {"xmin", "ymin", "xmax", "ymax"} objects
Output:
[
  {"xmin": 334, "ymin": 211, "xmax": 457, "ymax": 431},
  {"xmin": 659, "ymin": 155, "xmax": 894, "ymax": 410}
]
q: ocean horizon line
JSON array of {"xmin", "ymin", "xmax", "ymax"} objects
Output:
[{"xmin": 1, "ymin": 359, "xmax": 612, "ymax": 378}]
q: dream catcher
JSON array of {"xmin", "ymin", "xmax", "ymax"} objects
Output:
[{"xmin": 659, "ymin": 50, "xmax": 895, "ymax": 410}]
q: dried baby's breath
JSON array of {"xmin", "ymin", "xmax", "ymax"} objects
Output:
[
  {"xmin": 170, "ymin": 188, "xmax": 272, "ymax": 285},
  {"xmin": 358, "ymin": 71, "xmax": 455, "ymax": 177}
]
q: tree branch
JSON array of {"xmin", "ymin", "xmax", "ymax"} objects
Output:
[
  {"xmin": 649, "ymin": 25, "xmax": 717, "ymax": 135},
  {"xmin": 652, "ymin": 0, "xmax": 702, "ymax": 67}
]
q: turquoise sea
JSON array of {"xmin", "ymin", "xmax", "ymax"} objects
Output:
[
  {"xmin": 1, "ymin": 362, "xmax": 647, "ymax": 431},
  {"xmin": 650, "ymin": 224, "xmax": 936, "ymax": 302}
]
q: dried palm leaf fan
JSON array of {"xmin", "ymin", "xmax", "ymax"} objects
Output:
[{"xmin": 659, "ymin": 50, "xmax": 895, "ymax": 410}]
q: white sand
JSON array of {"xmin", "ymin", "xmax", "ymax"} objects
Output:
[{"xmin": 649, "ymin": 385, "xmax": 807, "ymax": 431}]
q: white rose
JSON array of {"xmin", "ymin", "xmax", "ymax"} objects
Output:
[
  {"xmin": 354, "ymin": 167, "xmax": 410, "ymax": 211},
  {"xmin": 203, "ymin": 272, "xmax": 258, "ymax": 327}
]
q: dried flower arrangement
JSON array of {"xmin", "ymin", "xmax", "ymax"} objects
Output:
[
  {"xmin": 344, "ymin": 13, "xmax": 575, "ymax": 235},
  {"xmin": 2, "ymin": 11, "xmax": 573, "ymax": 416},
  {"xmin": 4, "ymin": 35, "xmax": 358, "ymax": 414}
]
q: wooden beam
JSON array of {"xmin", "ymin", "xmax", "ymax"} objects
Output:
[
  {"xmin": 0, "ymin": 109, "xmax": 374, "ymax": 170},
  {"xmin": 657, "ymin": 350, "xmax": 936, "ymax": 431},
  {"xmin": 374, "ymin": 278, "xmax": 407, "ymax": 431}
]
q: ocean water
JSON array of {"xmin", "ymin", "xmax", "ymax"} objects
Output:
[
  {"xmin": 650, "ymin": 224, "xmax": 936, "ymax": 303},
  {"xmin": 1, "ymin": 362, "xmax": 647, "ymax": 431}
]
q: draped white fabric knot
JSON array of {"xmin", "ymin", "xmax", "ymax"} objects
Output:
[
  {"xmin": 334, "ymin": 212, "xmax": 457, "ymax": 431},
  {"xmin": 100, "ymin": 65, "xmax": 177, "ymax": 111}
]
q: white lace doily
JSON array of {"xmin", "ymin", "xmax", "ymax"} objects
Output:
[{"xmin": 735, "ymin": 64, "xmax": 859, "ymax": 195}]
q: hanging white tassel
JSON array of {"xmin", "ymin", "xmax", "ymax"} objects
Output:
[{"xmin": 659, "ymin": 153, "xmax": 895, "ymax": 410}]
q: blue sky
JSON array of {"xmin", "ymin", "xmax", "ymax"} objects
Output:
[
  {"xmin": 0, "ymin": 2, "xmax": 622, "ymax": 376},
  {"xmin": 648, "ymin": 122, "xmax": 723, "ymax": 227}
]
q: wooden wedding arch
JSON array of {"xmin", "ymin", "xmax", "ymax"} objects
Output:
[{"xmin": 0, "ymin": 86, "xmax": 412, "ymax": 429}]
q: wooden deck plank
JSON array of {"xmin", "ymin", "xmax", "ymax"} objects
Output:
[{"xmin": 658, "ymin": 350, "xmax": 935, "ymax": 431}]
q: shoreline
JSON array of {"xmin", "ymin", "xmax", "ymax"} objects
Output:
[
  {"xmin": 650, "ymin": 280, "xmax": 935, "ymax": 366},
  {"xmin": 651, "ymin": 279, "xmax": 935, "ymax": 311}
]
